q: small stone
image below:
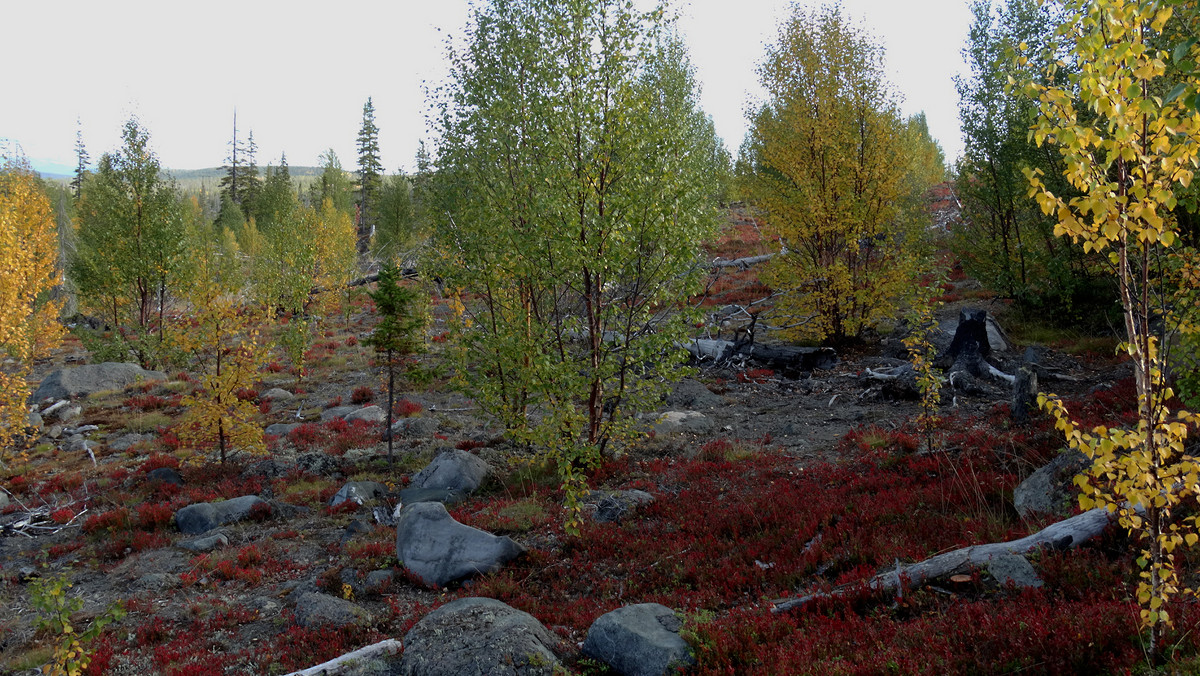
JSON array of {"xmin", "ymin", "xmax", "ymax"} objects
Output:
[{"xmin": 177, "ymin": 532, "xmax": 229, "ymax": 553}]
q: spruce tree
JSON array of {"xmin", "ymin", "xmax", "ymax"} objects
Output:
[
  {"xmin": 71, "ymin": 118, "xmax": 89, "ymax": 201},
  {"xmin": 356, "ymin": 97, "xmax": 383, "ymax": 255},
  {"xmin": 365, "ymin": 263, "xmax": 425, "ymax": 463}
]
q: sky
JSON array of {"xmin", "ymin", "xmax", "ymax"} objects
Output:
[{"xmin": 3, "ymin": 0, "xmax": 974, "ymax": 177}]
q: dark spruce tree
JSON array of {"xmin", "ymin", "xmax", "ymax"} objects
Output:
[
  {"xmin": 364, "ymin": 263, "xmax": 425, "ymax": 463},
  {"xmin": 218, "ymin": 111, "xmax": 260, "ymax": 217},
  {"xmin": 71, "ymin": 118, "xmax": 89, "ymax": 200},
  {"xmin": 356, "ymin": 97, "xmax": 383, "ymax": 255}
]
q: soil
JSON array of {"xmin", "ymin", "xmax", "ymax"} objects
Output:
[{"xmin": 0, "ymin": 262, "xmax": 1129, "ymax": 675}]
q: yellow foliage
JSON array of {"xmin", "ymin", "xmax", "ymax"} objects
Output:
[
  {"xmin": 175, "ymin": 243, "xmax": 268, "ymax": 464},
  {"xmin": 1023, "ymin": 0, "xmax": 1200, "ymax": 657},
  {"xmin": 0, "ymin": 154, "xmax": 64, "ymax": 461},
  {"xmin": 741, "ymin": 4, "xmax": 932, "ymax": 342}
]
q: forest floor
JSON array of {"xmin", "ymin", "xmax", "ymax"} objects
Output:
[{"xmin": 0, "ymin": 205, "xmax": 1190, "ymax": 675}]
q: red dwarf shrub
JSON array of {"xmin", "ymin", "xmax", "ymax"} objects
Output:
[
  {"xmin": 136, "ymin": 502, "xmax": 175, "ymax": 530},
  {"xmin": 344, "ymin": 335, "xmax": 358, "ymax": 347},
  {"xmin": 395, "ymin": 398, "xmax": 423, "ymax": 417},
  {"xmin": 350, "ymin": 385, "xmax": 375, "ymax": 405}
]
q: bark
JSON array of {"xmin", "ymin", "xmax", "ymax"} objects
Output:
[
  {"xmin": 773, "ymin": 506, "xmax": 1116, "ymax": 613},
  {"xmin": 281, "ymin": 639, "xmax": 403, "ymax": 676}
]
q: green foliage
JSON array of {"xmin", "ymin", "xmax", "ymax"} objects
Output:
[
  {"xmin": 739, "ymin": 3, "xmax": 936, "ymax": 343},
  {"xmin": 902, "ymin": 273, "xmax": 945, "ymax": 453},
  {"xmin": 279, "ymin": 315, "xmax": 314, "ymax": 383},
  {"xmin": 953, "ymin": 0, "xmax": 1106, "ymax": 317},
  {"xmin": 366, "ymin": 263, "xmax": 428, "ymax": 462},
  {"xmin": 357, "ymin": 97, "xmax": 383, "ymax": 255},
  {"xmin": 433, "ymin": 0, "xmax": 721, "ymax": 533},
  {"xmin": 1023, "ymin": 0, "xmax": 1200, "ymax": 661},
  {"xmin": 218, "ymin": 112, "xmax": 259, "ymax": 214},
  {"xmin": 311, "ymin": 149, "xmax": 353, "ymax": 215},
  {"xmin": 29, "ymin": 572, "xmax": 124, "ymax": 676},
  {"xmin": 373, "ymin": 173, "xmax": 421, "ymax": 262},
  {"xmin": 71, "ymin": 118, "xmax": 185, "ymax": 363},
  {"xmin": 251, "ymin": 154, "xmax": 296, "ymax": 231}
]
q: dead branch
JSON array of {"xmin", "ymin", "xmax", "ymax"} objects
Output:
[
  {"xmin": 772, "ymin": 506, "xmax": 1115, "ymax": 613},
  {"xmin": 282, "ymin": 639, "xmax": 403, "ymax": 676}
]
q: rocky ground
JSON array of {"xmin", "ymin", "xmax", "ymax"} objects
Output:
[{"xmin": 0, "ymin": 206, "xmax": 1146, "ymax": 674}]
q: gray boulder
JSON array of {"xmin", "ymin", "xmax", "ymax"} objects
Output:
[
  {"xmin": 400, "ymin": 597, "xmax": 562, "ymax": 676},
  {"xmin": 175, "ymin": 495, "xmax": 269, "ymax": 535},
  {"xmin": 1014, "ymin": 451, "xmax": 1090, "ymax": 518},
  {"xmin": 177, "ymin": 532, "xmax": 229, "ymax": 553},
  {"xmin": 396, "ymin": 502, "xmax": 525, "ymax": 588},
  {"xmin": 32, "ymin": 362, "xmax": 166, "ymax": 402},
  {"xmin": 410, "ymin": 449, "xmax": 490, "ymax": 494},
  {"xmin": 588, "ymin": 490, "xmax": 655, "ymax": 523},
  {"xmin": 390, "ymin": 416, "xmax": 439, "ymax": 439},
  {"xmin": 321, "ymin": 406, "xmax": 358, "ymax": 421},
  {"xmin": 330, "ymin": 481, "xmax": 388, "ymax": 508},
  {"xmin": 665, "ymin": 379, "xmax": 724, "ymax": 409},
  {"xmin": 265, "ymin": 422, "xmax": 300, "ymax": 437},
  {"xmin": 296, "ymin": 452, "xmax": 341, "ymax": 477},
  {"xmin": 147, "ymin": 467, "xmax": 183, "ymax": 486},
  {"xmin": 345, "ymin": 406, "xmax": 387, "ymax": 424},
  {"xmin": 294, "ymin": 592, "xmax": 373, "ymax": 629},
  {"xmin": 397, "ymin": 486, "xmax": 469, "ymax": 507},
  {"xmin": 109, "ymin": 432, "xmax": 154, "ymax": 451},
  {"xmin": 583, "ymin": 604, "xmax": 695, "ymax": 676},
  {"xmin": 261, "ymin": 388, "xmax": 294, "ymax": 402}
]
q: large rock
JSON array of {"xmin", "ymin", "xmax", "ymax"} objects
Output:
[
  {"xmin": 264, "ymin": 422, "xmax": 300, "ymax": 437},
  {"xmin": 296, "ymin": 452, "xmax": 341, "ymax": 477},
  {"xmin": 260, "ymin": 388, "xmax": 294, "ymax": 402},
  {"xmin": 344, "ymin": 406, "xmax": 387, "ymax": 424},
  {"xmin": 410, "ymin": 449, "xmax": 490, "ymax": 494},
  {"xmin": 390, "ymin": 416, "xmax": 439, "ymax": 439},
  {"xmin": 32, "ymin": 363, "xmax": 166, "ymax": 402},
  {"xmin": 400, "ymin": 597, "xmax": 562, "ymax": 676},
  {"xmin": 395, "ymin": 502, "xmax": 525, "ymax": 588},
  {"xmin": 175, "ymin": 495, "xmax": 269, "ymax": 535},
  {"xmin": 109, "ymin": 432, "xmax": 154, "ymax": 451},
  {"xmin": 583, "ymin": 604, "xmax": 695, "ymax": 676},
  {"xmin": 330, "ymin": 481, "xmax": 388, "ymax": 508},
  {"xmin": 321, "ymin": 406, "xmax": 358, "ymax": 421},
  {"xmin": 397, "ymin": 486, "xmax": 469, "ymax": 507},
  {"xmin": 294, "ymin": 592, "xmax": 373, "ymax": 629},
  {"xmin": 587, "ymin": 490, "xmax": 655, "ymax": 523},
  {"xmin": 1013, "ymin": 451, "xmax": 1090, "ymax": 518},
  {"xmin": 665, "ymin": 379, "xmax": 724, "ymax": 410}
]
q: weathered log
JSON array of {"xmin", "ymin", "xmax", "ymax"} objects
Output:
[
  {"xmin": 708, "ymin": 252, "xmax": 776, "ymax": 270},
  {"xmin": 772, "ymin": 506, "xmax": 1115, "ymax": 613},
  {"xmin": 282, "ymin": 639, "xmax": 403, "ymax": 676},
  {"xmin": 685, "ymin": 338, "xmax": 837, "ymax": 373}
]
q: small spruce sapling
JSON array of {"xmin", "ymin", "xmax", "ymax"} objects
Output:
[{"xmin": 365, "ymin": 263, "xmax": 427, "ymax": 463}]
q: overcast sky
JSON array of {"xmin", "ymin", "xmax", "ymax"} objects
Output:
[{"xmin": 4, "ymin": 0, "xmax": 973, "ymax": 176}]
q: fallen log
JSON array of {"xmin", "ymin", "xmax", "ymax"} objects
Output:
[
  {"xmin": 685, "ymin": 338, "xmax": 837, "ymax": 374},
  {"xmin": 282, "ymin": 639, "xmax": 403, "ymax": 676},
  {"xmin": 708, "ymin": 252, "xmax": 776, "ymax": 270},
  {"xmin": 772, "ymin": 506, "xmax": 1115, "ymax": 613}
]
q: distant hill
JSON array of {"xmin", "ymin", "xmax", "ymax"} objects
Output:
[{"xmin": 167, "ymin": 166, "xmax": 326, "ymax": 180}]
